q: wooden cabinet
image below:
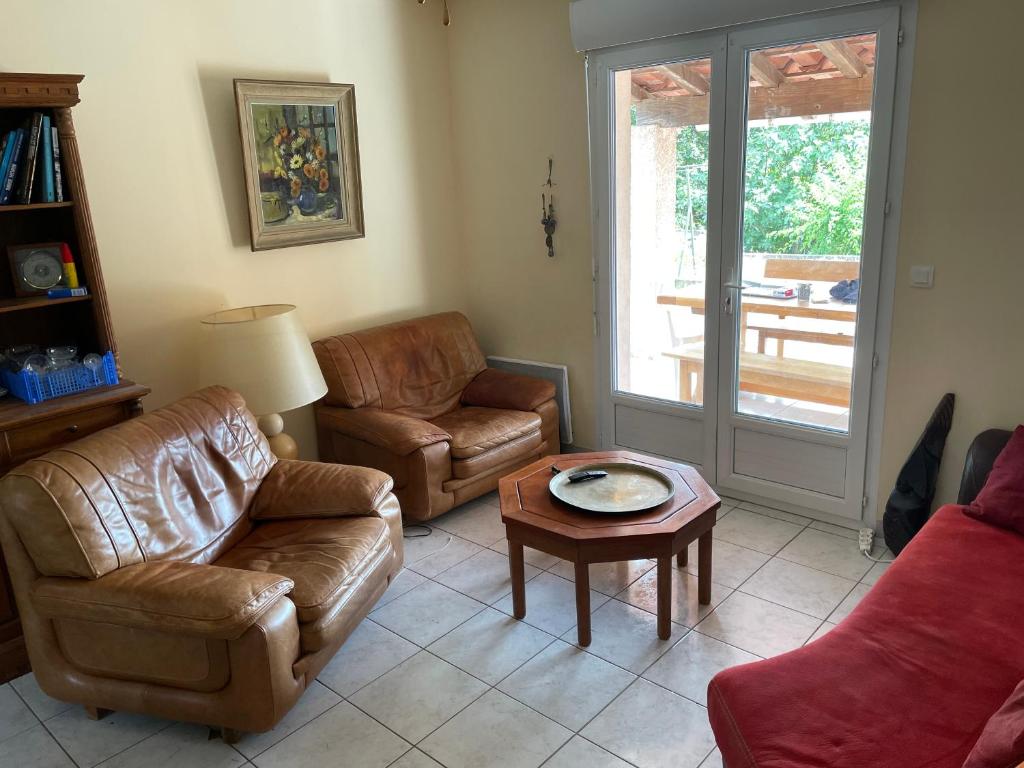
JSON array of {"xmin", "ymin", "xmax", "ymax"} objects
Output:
[{"xmin": 0, "ymin": 74, "xmax": 149, "ymax": 682}]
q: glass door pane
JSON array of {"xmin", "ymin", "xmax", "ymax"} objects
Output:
[
  {"xmin": 613, "ymin": 57, "xmax": 712, "ymax": 406},
  {"xmin": 734, "ymin": 34, "xmax": 876, "ymax": 432}
]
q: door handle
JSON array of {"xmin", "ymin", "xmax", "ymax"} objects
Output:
[{"xmin": 723, "ymin": 281, "xmax": 744, "ymax": 315}]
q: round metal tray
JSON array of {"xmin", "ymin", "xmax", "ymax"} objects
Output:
[{"xmin": 548, "ymin": 462, "xmax": 675, "ymax": 514}]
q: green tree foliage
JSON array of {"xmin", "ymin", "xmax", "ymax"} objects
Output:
[{"xmin": 675, "ymin": 120, "xmax": 870, "ymax": 257}]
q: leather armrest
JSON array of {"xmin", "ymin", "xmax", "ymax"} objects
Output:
[
  {"xmin": 31, "ymin": 561, "xmax": 293, "ymax": 640},
  {"xmin": 461, "ymin": 368, "xmax": 556, "ymax": 412},
  {"xmin": 958, "ymin": 429, "xmax": 1014, "ymax": 505},
  {"xmin": 252, "ymin": 460, "xmax": 394, "ymax": 520},
  {"xmin": 317, "ymin": 406, "xmax": 451, "ymax": 456}
]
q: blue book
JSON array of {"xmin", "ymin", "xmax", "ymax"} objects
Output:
[
  {"xmin": 38, "ymin": 115, "xmax": 54, "ymax": 203},
  {"xmin": 0, "ymin": 129, "xmax": 25, "ymax": 204},
  {"xmin": 0, "ymin": 132, "xmax": 14, "ymax": 196}
]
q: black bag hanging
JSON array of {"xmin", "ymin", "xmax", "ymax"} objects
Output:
[{"xmin": 882, "ymin": 393, "xmax": 955, "ymax": 555}]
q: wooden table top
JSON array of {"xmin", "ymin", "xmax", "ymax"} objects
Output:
[
  {"xmin": 499, "ymin": 450, "xmax": 720, "ymax": 543},
  {"xmin": 657, "ymin": 289, "xmax": 857, "ymax": 322}
]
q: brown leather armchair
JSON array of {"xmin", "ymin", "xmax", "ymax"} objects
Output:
[
  {"xmin": 0, "ymin": 386, "xmax": 402, "ymax": 740},
  {"xmin": 313, "ymin": 312, "xmax": 559, "ymax": 521}
]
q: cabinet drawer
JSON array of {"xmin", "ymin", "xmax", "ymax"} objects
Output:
[{"xmin": 5, "ymin": 405, "xmax": 125, "ymax": 463}]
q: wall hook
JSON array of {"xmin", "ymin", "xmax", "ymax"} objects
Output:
[{"xmin": 417, "ymin": 0, "xmax": 451, "ymax": 26}]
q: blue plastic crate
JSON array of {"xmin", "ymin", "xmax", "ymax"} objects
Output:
[{"xmin": 3, "ymin": 351, "xmax": 119, "ymax": 404}]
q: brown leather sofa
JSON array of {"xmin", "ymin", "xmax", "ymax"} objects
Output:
[
  {"xmin": 313, "ymin": 312, "xmax": 559, "ymax": 521},
  {"xmin": 0, "ymin": 386, "xmax": 402, "ymax": 740}
]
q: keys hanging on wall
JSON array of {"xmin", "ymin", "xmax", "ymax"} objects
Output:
[{"xmin": 541, "ymin": 158, "xmax": 557, "ymax": 258}]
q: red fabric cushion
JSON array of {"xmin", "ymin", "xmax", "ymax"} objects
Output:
[
  {"xmin": 707, "ymin": 505, "xmax": 1024, "ymax": 768},
  {"xmin": 966, "ymin": 425, "xmax": 1024, "ymax": 535},
  {"xmin": 962, "ymin": 679, "xmax": 1024, "ymax": 768}
]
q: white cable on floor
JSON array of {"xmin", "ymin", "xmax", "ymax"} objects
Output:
[{"xmin": 402, "ymin": 524, "xmax": 454, "ymax": 566}]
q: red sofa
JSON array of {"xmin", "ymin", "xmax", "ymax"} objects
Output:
[{"xmin": 708, "ymin": 430, "xmax": 1024, "ymax": 767}]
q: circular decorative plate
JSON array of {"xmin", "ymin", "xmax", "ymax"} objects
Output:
[
  {"xmin": 21, "ymin": 249, "xmax": 63, "ymax": 290},
  {"xmin": 548, "ymin": 462, "xmax": 675, "ymax": 514}
]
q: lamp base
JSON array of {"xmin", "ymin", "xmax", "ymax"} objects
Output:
[{"xmin": 257, "ymin": 413, "xmax": 299, "ymax": 460}]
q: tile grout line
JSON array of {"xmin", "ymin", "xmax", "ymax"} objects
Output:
[
  {"xmin": 7, "ymin": 682, "xmax": 80, "ymax": 768},
  {"xmin": 363, "ymin": 569, "xmax": 703, "ymax": 766}
]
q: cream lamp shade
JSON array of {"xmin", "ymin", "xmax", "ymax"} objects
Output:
[{"xmin": 198, "ymin": 304, "xmax": 327, "ymax": 418}]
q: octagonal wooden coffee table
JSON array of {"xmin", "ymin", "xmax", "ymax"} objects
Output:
[{"xmin": 499, "ymin": 450, "xmax": 720, "ymax": 646}]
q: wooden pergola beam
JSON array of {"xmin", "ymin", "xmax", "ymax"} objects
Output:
[
  {"xmin": 631, "ymin": 82, "xmax": 649, "ymax": 102},
  {"xmin": 817, "ymin": 39, "xmax": 867, "ymax": 78},
  {"xmin": 656, "ymin": 64, "xmax": 709, "ymax": 96},
  {"xmin": 749, "ymin": 52, "xmax": 784, "ymax": 88},
  {"xmin": 634, "ymin": 74, "xmax": 873, "ymax": 128}
]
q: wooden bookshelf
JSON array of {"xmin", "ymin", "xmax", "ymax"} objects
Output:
[
  {"xmin": 0, "ymin": 201, "xmax": 74, "ymax": 213},
  {"xmin": 0, "ymin": 74, "xmax": 149, "ymax": 683},
  {"xmin": 0, "ymin": 294, "xmax": 90, "ymax": 314}
]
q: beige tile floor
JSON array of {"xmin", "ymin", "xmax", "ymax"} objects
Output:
[{"xmin": 0, "ymin": 492, "xmax": 891, "ymax": 768}]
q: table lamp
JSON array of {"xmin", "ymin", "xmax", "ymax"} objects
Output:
[{"xmin": 199, "ymin": 304, "xmax": 327, "ymax": 459}]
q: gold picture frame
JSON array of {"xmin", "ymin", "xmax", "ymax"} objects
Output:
[{"xmin": 234, "ymin": 79, "xmax": 364, "ymax": 251}]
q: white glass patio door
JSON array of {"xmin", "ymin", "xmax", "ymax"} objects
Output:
[
  {"xmin": 591, "ymin": 31, "xmax": 728, "ymax": 478},
  {"xmin": 590, "ymin": 5, "xmax": 904, "ymax": 521}
]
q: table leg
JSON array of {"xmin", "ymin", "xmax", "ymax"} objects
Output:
[
  {"xmin": 575, "ymin": 562, "xmax": 591, "ymax": 647},
  {"xmin": 657, "ymin": 556, "xmax": 672, "ymax": 640},
  {"xmin": 698, "ymin": 531, "xmax": 713, "ymax": 605},
  {"xmin": 509, "ymin": 540, "xmax": 526, "ymax": 619},
  {"xmin": 676, "ymin": 547, "xmax": 688, "ymax": 567}
]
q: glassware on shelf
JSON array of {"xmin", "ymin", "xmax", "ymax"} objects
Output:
[{"xmin": 46, "ymin": 346, "xmax": 79, "ymax": 371}]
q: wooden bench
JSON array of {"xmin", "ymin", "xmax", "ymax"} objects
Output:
[
  {"xmin": 762, "ymin": 257, "xmax": 859, "ymax": 283},
  {"xmin": 664, "ymin": 346, "xmax": 851, "ymax": 407},
  {"xmin": 748, "ymin": 325, "xmax": 854, "ymax": 358}
]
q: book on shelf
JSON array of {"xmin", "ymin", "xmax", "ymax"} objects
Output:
[
  {"xmin": 51, "ymin": 124, "xmax": 64, "ymax": 202},
  {"xmin": 38, "ymin": 115, "xmax": 54, "ymax": 203},
  {"xmin": 47, "ymin": 286, "xmax": 88, "ymax": 299},
  {"xmin": 15, "ymin": 112, "xmax": 43, "ymax": 204},
  {"xmin": 0, "ymin": 132, "xmax": 13, "ymax": 195},
  {"xmin": 0, "ymin": 128, "xmax": 25, "ymax": 205},
  {"xmin": 0, "ymin": 112, "xmax": 66, "ymax": 206}
]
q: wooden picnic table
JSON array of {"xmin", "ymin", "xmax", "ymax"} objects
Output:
[{"xmin": 657, "ymin": 289, "xmax": 857, "ymax": 351}]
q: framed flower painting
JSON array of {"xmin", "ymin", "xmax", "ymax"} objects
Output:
[{"xmin": 234, "ymin": 79, "xmax": 364, "ymax": 250}]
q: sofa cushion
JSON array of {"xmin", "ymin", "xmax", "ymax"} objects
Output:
[
  {"xmin": 708, "ymin": 505, "xmax": 1024, "ymax": 768},
  {"xmin": 0, "ymin": 386, "xmax": 273, "ymax": 579},
  {"xmin": 966, "ymin": 424, "xmax": 1024, "ymax": 535},
  {"xmin": 431, "ymin": 407, "xmax": 542, "ymax": 459},
  {"xmin": 962, "ymin": 678, "xmax": 1024, "ymax": 768},
  {"xmin": 461, "ymin": 368, "xmax": 556, "ymax": 412},
  {"xmin": 450, "ymin": 430, "xmax": 544, "ymax": 479},
  {"xmin": 215, "ymin": 517, "xmax": 389, "ymax": 624},
  {"xmin": 311, "ymin": 312, "xmax": 486, "ymax": 419}
]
